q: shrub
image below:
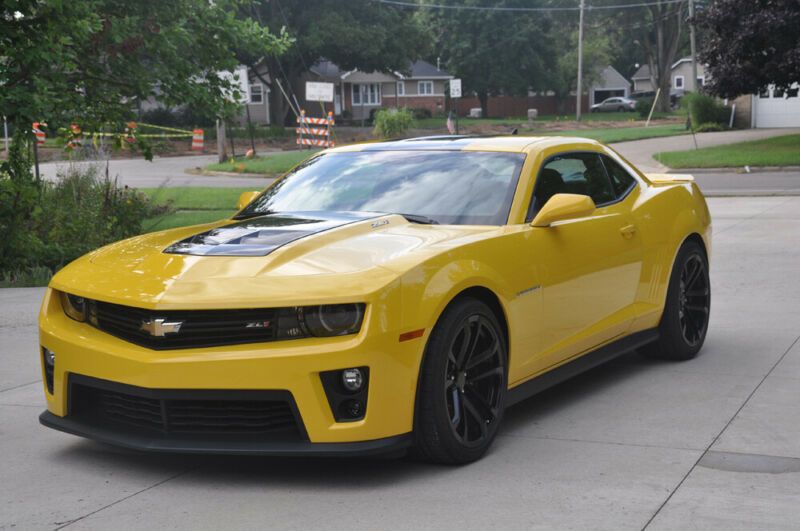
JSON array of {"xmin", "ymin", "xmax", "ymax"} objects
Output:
[
  {"xmin": 635, "ymin": 98, "xmax": 653, "ymax": 118},
  {"xmin": 409, "ymin": 107, "xmax": 433, "ymax": 120},
  {"xmin": 684, "ymin": 93, "xmax": 729, "ymax": 129},
  {"xmin": 693, "ymin": 122, "xmax": 726, "ymax": 133},
  {"xmin": 373, "ymin": 108, "xmax": 414, "ymax": 139},
  {"xmin": 0, "ymin": 155, "xmax": 169, "ymax": 284}
]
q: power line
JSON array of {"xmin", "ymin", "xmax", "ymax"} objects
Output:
[{"xmin": 372, "ymin": 0, "xmax": 686, "ymax": 13}]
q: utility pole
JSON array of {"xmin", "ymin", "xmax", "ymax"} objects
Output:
[
  {"xmin": 689, "ymin": 0, "xmax": 698, "ymax": 92},
  {"xmin": 576, "ymin": 0, "xmax": 585, "ymax": 121}
]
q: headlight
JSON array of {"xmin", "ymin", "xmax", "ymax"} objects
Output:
[
  {"xmin": 60, "ymin": 292, "xmax": 87, "ymax": 322},
  {"xmin": 299, "ymin": 304, "xmax": 365, "ymax": 337}
]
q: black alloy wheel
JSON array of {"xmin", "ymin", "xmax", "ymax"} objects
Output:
[
  {"xmin": 444, "ymin": 315, "xmax": 505, "ymax": 447},
  {"xmin": 413, "ymin": 298, "xmax": 508, "ymax": 464},
  {"xmin": 678, "ymin": 254, "xmax": 710, "ymax": 347},
  {"xmin": 641, "ymin": 240, "xmax": 711, "ymax": 361}
]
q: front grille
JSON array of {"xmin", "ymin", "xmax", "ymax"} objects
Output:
[
  {"xmin": 93, "ymin": 300, "xmax": 280, "ymax": 350},
  {"xmin": 69, "ymin": 375, "xmax": 305, "ymax": 440}
]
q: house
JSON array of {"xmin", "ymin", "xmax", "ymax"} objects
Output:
[
  {"xmin": 589, "ymin": 65, "xmax": 632, "ymax": 105},
  {"xmin": 303, "ymin": 59, "xmax": 453, "ymax": 120},
  {"xmin": 631, "ymin": 58, "xmax": 706, "ymax": 95}
]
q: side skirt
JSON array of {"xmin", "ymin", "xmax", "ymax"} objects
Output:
[{"xmin": 506, "ymin": 328, "xmax": 659, "ymax": 407}]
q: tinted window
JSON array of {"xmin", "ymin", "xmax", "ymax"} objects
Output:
[
  {"xmin": 601, "ymin": 155, "xmax": 637, "ymax": 197},
  {"xmin": 529, "ymin": 153, "xmax": 616, "ymax": 218},
  {"xmin": 238, "ymin": 151, "xmax": 526, "ymax": 226}
]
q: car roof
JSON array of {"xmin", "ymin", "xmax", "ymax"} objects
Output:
[{"xmin": 326, "ymin": 135, "xmax": 604, "ymax": 155}]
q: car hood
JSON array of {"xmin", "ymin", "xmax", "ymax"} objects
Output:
[{"xmin": 50, "ymin": 212, "xmax": 498, "ymax": 309}]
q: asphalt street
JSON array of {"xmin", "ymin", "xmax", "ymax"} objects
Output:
[
  {"xmin": 36, "ymin": 128, "xmax": 800, "ymax": 195},
  {"xmin": 2, "ymin": 197, "xmax": 799, "ymax": 530}
]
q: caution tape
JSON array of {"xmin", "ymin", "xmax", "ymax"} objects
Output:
[{"xmin": 136, "ymin": 122, "xmax": 196, "ymax": 134}]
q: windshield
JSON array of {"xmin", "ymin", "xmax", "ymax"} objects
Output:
[{"xmin": 237, "ymin": 150, "xmax": 526, "ymax": 226}]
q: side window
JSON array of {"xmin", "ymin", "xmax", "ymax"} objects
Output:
[
  {"xmin": 529, "ymin": 153, "xmax": 616, "ymax": 218},
  {"xmin": 601, "ymin": 155, "xmax": 637, "ymax": 197}
]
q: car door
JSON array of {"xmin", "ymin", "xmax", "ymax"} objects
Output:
[
  {"xmin": 518, "ymin": 151, "xmax": 644, "ymax": 377},
  {"xmin": 602, "ymin": 98, "xmax": 617, "ymax": 111}
]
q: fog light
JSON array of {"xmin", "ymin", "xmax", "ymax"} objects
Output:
[
  {"xmin": 341, "ymin": 368, "xmax": 363, "ymax": 392},
  {"xmin": 43, "ymin": 348, "xmax": 56, "ymax": 367},
  {"xmin": 42, "ymin": 347, "xmax": 55, "ymax": 394}
]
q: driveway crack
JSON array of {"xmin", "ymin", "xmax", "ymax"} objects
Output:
[{"xmin": 641, "ymin": 332, "xmax": 800, "ymax": 529}]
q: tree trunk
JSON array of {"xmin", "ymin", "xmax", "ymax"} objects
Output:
[
  {"xmin": 640, "ymin": 2, "xmax": 685, "ymax": 113},
  {"xmin": 478, "ymin": 91, "xmax": 489, "ymax": 118}
]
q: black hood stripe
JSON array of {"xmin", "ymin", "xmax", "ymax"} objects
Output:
[{"xmin": 164, "ymin": 211, "xmax": 380, "ymax": 257}]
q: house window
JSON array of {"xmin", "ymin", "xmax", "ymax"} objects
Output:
[
  {"xmin": 418, "ymin": 80, "xmax": 434, "ymax": 95},
  {"xmin": 249, "ymin": 84, "xmax": 263, "ymax": 104},
  {"xmin": 673, "ymin": 76, "xmax": 684, "ymax": 89},
  {"xmin": 397, "ymin": 81, "xmax": 405, "ymax": 96},
  {"xmin": 352, "ymin": 83, "xmax": 381, "ymax": 105},
  {"xmin": 697, "ymin": 76, "xmax": 705, "ymax": 87}
]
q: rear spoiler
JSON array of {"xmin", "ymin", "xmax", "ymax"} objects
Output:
[{"xmin": 645, "ymin": 173, "xmax": 695, "ymax": 184}]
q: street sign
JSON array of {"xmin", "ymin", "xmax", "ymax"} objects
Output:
[
  {"xmin": 306, "ymin": 81, "xmax": 335, "ymax": 102},
  {"xmin": 450, "ymin": 78, "xmax": 462, "ymax": 99}
]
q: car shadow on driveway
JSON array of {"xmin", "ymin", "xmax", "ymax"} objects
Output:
[{"xmin": 48, "ymin": 350, "xmax": 665, "ymax": 485}]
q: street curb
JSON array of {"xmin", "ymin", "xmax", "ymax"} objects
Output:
[
  {"xmin": 667, "ymin": 166, "xmax": 800, "ymax": 174},
  {"xmin": 703, "ymin": 191, "xmax": 800, "ymax": 197},
  {"xmin": 184, "ymin": 168, "xmax": 274, "ymax": 179}
]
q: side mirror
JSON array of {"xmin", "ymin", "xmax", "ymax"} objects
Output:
[
  {"xmin": 236, "ymin": 191, "xmax": 260, "ymax": 211},
  {"xmin": 531, "ymin": 193, "xmax": 596, "ymax": 227}
]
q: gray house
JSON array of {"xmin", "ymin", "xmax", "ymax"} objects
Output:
[
  {"xmin": 632, "ymin": 58, "xmax": 706, "ymax": 95},
  {"xmin": 589, "ymin": 65, "xmax": 632, "ymax": 105}
]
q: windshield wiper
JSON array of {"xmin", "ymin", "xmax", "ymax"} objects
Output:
[
  {"xmin": 233, "ymin": 210, "xmax": 276, "ymax": 220},
  {"xmin": 399, "ymin": 213, "xmax": 440, "ymax": 225}
]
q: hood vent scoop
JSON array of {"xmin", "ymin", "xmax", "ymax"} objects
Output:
[{"xmin": 164, "ymin": 212, "xmax": 378, "ymax": 257}]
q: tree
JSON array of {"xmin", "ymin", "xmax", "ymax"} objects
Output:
[
  {"xmin": 601, "ymin": 0, "xmax": 687, "ymax": 112},
  {"xmin": 1, "ymin": 0, "xmax": 288, "ymax": 131},
  {"xmin": 550, "ymin": 32, "xmax": 611, "ymax": 114},
  {"xmin": 0, "ymin": 0, "xmax": 288, "ymax": 271},
  {"xmin": 420, "ymin": 0, "xmax": 556, "ymax": 118},
  {"xmin": 242, "ymin": 0, "xmax": 428, "ymax": 125},
  {"xmin": 633, "ymin": 1, "xmax": 687, "ymax": 112},
  {"xmin": 697, "ymin": 0, "xmax": 800, "ymax": 98}
]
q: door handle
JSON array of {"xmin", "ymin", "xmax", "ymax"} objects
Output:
[{"xmin": 619, "ymin": 224, "xmax": 637, "ymax": 239}]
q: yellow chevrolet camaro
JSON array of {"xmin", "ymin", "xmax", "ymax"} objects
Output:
[{"xmin": 38, "ymin": 135, "xmax": 711, "ymax": 464}]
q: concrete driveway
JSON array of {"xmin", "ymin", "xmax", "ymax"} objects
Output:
[{"xmin": 2, "ymin": 197, "xmax": 799, "ymax": 529}]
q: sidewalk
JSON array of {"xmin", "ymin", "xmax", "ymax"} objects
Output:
[{"xmin": 610, "ymin": 127, "xmax": 800, "ymax": 173}]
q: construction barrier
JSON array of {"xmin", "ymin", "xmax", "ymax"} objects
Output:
[
  {"xmin": 32, "ymin": 122, "xmax": 46, "ymax": 145},
  {"xmin": 66, "ymin": 123, "xmax": 83, "ymax": 149},
  {"xmin": 296, "ymin": 110, "xmax": 334, "ymax": 148},
  {"xmin": 191, "ymin": 129, "xmax": 204, "ymax": 151}
]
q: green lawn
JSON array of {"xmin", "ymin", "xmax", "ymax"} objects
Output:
[
  {"xmin": 414, "ymin": 111, "xmax": 683, "ymax": 129},
  {"xmin": 205, "ymin": 150, "xmax": 318, "ymax": 175},
  {"xmin": 655, "ymin": 134, "xmax": 800, "ymax": 169},
  {"xmin": 543, "ymin": 123, "xmax": 688, "ymax": 144},
  {"xmin": 141, "ymin": 187, "xmax": 256, "ymax": 232}
]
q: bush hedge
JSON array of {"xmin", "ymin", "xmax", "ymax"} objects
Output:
[
  {"xmin": 373, "ymin": 108, "xmax": 414, "ymax": 139},
  {"xmin": 684, "ymin": 93, "xmax": 729, "ymax": 129}
]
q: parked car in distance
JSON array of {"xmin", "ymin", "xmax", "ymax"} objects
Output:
[
  {"xmin": 38, "ymin": 135, "xmax": 712, "ymax": 465},
  {"xmin": 590, "ymin": 97, "xmax": 637, "ymax": 112}
]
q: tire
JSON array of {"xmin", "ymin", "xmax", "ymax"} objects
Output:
[
  {"xmin": 641, "ymin": 240, "xmax": 710, "ymax": 361},
  {"xmin": 413, "ymin": 298, "xmax": 508, "ymax": 464}
]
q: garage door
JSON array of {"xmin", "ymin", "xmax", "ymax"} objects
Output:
[{"xmin": 753, "ymin": 84, "xmax": 800, "ymax": 128}]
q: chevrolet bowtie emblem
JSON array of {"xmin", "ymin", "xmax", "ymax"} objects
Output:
[{"xmin": 140, "ymin": 318, "xmax": 184, "ymax": 337}]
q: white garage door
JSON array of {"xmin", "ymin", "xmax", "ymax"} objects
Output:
[{"xmin": 753, "ymin": 84, "xmax": 800, "ymax": 128}]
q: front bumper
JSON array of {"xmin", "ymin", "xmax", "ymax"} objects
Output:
[
  {"xmin": 38, "ymin": 288, "xmax": 425, "ymax": 452},
  {"xmin": 39, "ymin": 412, "xmax": 411, "ymax": 456}
]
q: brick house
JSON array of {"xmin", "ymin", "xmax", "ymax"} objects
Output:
[{"xmin": 301, "ymin": 59, "xmax": 453, "ymax": 120}]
